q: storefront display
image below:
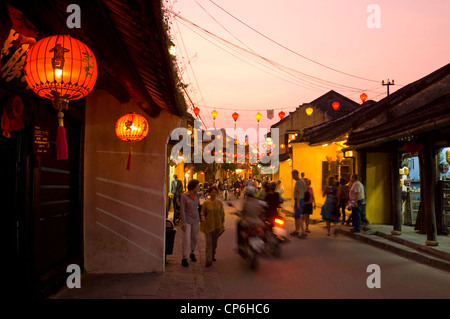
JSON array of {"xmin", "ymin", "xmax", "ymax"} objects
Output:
[
  {"xmin": 401, "ymin": 156, "xmax": 420, "ymax": 225},
  {"xmin": 437, "ymin": 147, "xmax": 450, "ymax": 234},
  {"xmin": 439, "ymin": 147, "xmax": 450, "ymax": 180}
]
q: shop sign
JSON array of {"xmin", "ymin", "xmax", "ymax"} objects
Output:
[
  {"xmin": 34, "ymin": 126, "xmax": 50, "ymax": 154},
  {"xmin": 0, "ymin": 29, "xmax": 35, "ymax": 94}
]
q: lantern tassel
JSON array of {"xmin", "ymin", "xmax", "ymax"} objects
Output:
[
  {"xmin": 56, "ymin": 111, "xmax": 68, "ymax": 160},
  {"xmin": 127, "ymin": 148, "xmax": 132, "ymax": 171}
]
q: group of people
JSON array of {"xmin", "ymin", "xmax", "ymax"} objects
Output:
[
  {"xmin": 174, "ymin": 170, "xmax": 368, "ymax": 268},
  {"xmin": 177, "ymin": 179, "xmax": 224, "ymax": 267},
  {"xmin": 291, "ymin": 170, "xmax": 368, "ymax": 238},
  {"xmin": 177, "ymin": 176, "xmax": 286, "ymax": 268}
]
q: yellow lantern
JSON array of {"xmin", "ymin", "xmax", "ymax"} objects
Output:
[
  {"xmin": 211, "ymin": 110, "xmax": 218, "ymax": 128},
  {"xmin": 305, "ymin": 107, "xmax": 314, "ymax": 116},
  {"xmin": 255, "ymin": 112, "xmax": 262, "ymax": 122}
]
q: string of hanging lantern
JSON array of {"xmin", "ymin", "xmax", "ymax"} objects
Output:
[
  {"xmin": 187, "ymin": 91, "xmax": 369, "ymax": 114},
  {"xmin": 190, "ymin": 91, "xmax": 369, "ymax": 128}
]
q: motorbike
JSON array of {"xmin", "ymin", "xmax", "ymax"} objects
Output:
[{"xmin": 236, "ymin": 212, "xmax": 288, "ymax": 270}]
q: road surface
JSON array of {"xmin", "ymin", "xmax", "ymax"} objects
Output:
[{"xmin": 212, "ymin": 197, "xmax": 450, "ymax": 299}]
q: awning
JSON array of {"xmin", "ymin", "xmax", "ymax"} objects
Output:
[{"xmin": 345, "ymin": 95, "xmax": 450, "ymax": 150}]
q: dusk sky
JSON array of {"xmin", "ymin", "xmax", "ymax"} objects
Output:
[{"xmin": 166, "ymin": 0, "xmax": 450, "ymax": 134}]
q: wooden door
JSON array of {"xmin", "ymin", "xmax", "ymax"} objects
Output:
[{"xmin": 33, "ymin": 102, "xmax": 83, "ymax": 298}]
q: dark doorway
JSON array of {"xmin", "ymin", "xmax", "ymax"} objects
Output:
[{"xmin": 1, "ymin": 98, "xmax": 84, "ymax": 299}]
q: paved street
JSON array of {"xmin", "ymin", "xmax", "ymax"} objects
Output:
[
  {"xmin": 52, "ymin": 196, "xmax": 450, "ymax": 300},
  {"xmin": 204, "ymin": 197, "xmax": 450, "ymax": 299}
]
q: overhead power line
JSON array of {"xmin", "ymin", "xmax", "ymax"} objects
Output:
[
  {"xmin": 170, "ymin": 10, "xmax": 382, "ymax": 94},
  {"xmin": 207, "ymin": 0, "xmax": 380, "ymax": 84}
]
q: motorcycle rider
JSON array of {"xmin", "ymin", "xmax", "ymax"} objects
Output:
[{"xmin": 237, "ymin": 186, "xmax": 266, "ymax": 248}]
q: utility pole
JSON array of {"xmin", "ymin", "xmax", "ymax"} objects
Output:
[{"xmin": 382, "ymin": 79, "xmax": 395, "ymax": 105}]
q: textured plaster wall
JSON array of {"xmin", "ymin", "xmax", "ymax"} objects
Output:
[{"xmin": 83, "ymin": 89, "xmax": 180, "ymax": 273}]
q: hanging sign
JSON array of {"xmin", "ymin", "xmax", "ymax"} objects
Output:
[
  {"xmin": 0, "ymin": 29, "xmax": 36, "ymax": 96},
  {"xmin": 33, "ymin": 126, "xmax": 50, "ymax": 154}
]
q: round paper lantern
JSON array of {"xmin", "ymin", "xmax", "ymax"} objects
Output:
[
  {"xmin": 278, "ymin": 111, "xmax": 285, "ymax": 120},
  {"xmin": 305, "ymin": 107, "xmax": 313, "ymax": 116},
  {"xmin": 332, "ymin": 101, "xmax": 340, "ymax": 111},
  {"xmin": 255, "ymin": 112, "xmax": 262, "ymax": 122},
  {"xmin": 24, "ymin": 35, "xmax": 98, "ymax": 161},
  {"xmin": 115, "ymin": 113, "xmax": 149, "ymax": 170},
  {"xmin": 193, "ymin": 107, "xmax": 200, "ymax": 116},
  {"xmin": 232, "ymin": 112, "xmax": 239, "ymax": 122},
  {"xmin": 211, "ymin": 110, "xmax": 218, "ymax": 119},
  {"xmin": 360, "ymin": 93, "xmax": 368, "ymax": 103},
  {"xmin": 116, "ymin": 113, "xmax": 149, "ymax": 142},
  {"xmin": 25, "ymin": 35, "xmax": 97, "ymax": 105}
]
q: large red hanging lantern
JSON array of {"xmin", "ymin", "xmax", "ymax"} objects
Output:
[
  {"xmin": 24, "ymin": 35, "xmax": 98, "ymax": 160},
  {"xmin": 115, "ymin": 113, "xmax": 149, "ymax": 170},
  {"xmin": 278, "ymin": 111, "xmax": 285, "ymax": 120}
]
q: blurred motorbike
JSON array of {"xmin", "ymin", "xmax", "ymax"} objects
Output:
[{"xmin": 229, "ymin": 201, "xmax": 289, "ymax": 270}]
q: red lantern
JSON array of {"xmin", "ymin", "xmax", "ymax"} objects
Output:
[
  {"xmin": 193, "ymin": 107, "xmax": 200, "ymax": 116},
  {"xmin": 332, "ymin": 101, "xmax": 340, "ymax": 111},
  {"xmin": 278, "ymin": 111, "xmax": 285, "ymax": 120},
  {"xmin": 232, "ymin": 111, "xmax": 239, "ymax": 129},
  {"xmin": 403, "ymin": 142, "xmax": 423, "ymax": 154},
  {"xmin": 115, "ymin": 113, "xmax": 149, "ymax": 170},
  {"xmin": 25, "ymin": 35, "xmax": 97, "ymax": 160},
  {"xmin": 360, "ymin": 93, "xmax": 367, "ymax": 103}
]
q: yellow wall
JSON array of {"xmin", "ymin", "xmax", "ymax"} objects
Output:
[
  {"xmin": 366, "ymin": 153, "xmax": 391, "ymax": 224},
  {"xmin": 276, "ymin": 159, "xmax": 293, "ymax": 200},
  {"xmin": 292, "ymin": 142, "xmax": 343, "ymax": 208}
]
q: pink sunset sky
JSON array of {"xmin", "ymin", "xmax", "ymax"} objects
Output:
[{"xmin": 166, "ymin": 0, "xmax": 450, "ymax": 135}]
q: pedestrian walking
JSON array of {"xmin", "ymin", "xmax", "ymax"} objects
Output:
[
  {"xmin": 169, "ymin": 174, "xmax": 183, "ymax": 219},
  {"xmin": 200, "ymin": 186, "xmax": 225, "ymax": 267},
  {"xmin": 222, "ymin": 181, "xmax": 229, "ymax": 201},
  {"xmin": 180, "ymin": 179, "xmax": 204, "ymax": 267},
  {"xmin": 275, "ymin": 180, "xmax": 284, "ymax": 197},
  {"xmin": 291, "ymin": 170, "xmax": 307, "ymax": 238},
  {"xmin": 320, "ymin": 176, "xmax": 340, "ymax": 236},
  {"xmin": 338, "ymin": 178, "xmax": 349, "ymax": 225},
  {"xmin": 275, "ymin": 180, "xmax": 284, "ymax": 214},
  {"xmin": 348, "ymin": 174, "xmax": 365, "ymax": 233},
  {"xmin": 303, "ymin": 178, "xmax": 315, "ymax": 233}
]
